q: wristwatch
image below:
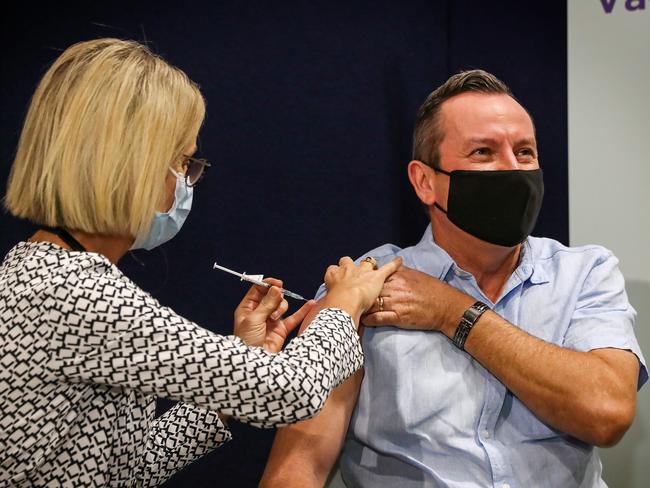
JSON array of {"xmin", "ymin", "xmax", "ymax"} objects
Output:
[{"xmin": 452, "ymin": 301, "xmax": 490, "ymax": 350}]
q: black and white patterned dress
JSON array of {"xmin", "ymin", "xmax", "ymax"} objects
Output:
[{"xmin": 0, "ymin": 241, "xmax": 363, "ymax": 487}]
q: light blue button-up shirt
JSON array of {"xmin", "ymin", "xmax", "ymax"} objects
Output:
[{"xmin": 317, "ymin": 225, "xmax": 647, "ymax": 488}]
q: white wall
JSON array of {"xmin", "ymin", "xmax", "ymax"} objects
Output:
[{"xmin": 568, "ymin": 1, "xmax": 650, "ymax": 487}]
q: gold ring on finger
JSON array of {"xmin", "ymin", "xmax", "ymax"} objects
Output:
[
  {"xmin": 363, "ymin": 256, "xmax": 378, "ymax": 270},
  {"xmin": 376, "ymin": 296, "xmax": 384, "ymax": 311}
]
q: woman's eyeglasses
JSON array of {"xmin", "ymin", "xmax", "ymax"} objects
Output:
[{"xmin": 180, "ymin": 156, "xmax": 211, "ymax": 187}]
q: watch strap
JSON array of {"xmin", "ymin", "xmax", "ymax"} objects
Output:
[{"xmin": 452, "ymin": 301, "xmax": 490, "ymax": 350}]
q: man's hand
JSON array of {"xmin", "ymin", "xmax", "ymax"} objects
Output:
[
  {"xmin": 363, "ymin": 266, "xmax": 469, "ymax": 333},
  {"xmin": 361, "ymin": 266, "xmax": 639, "ymax": 447},
  {"xmin": 234, "ymin": 278, "xmax": 315, "ymax": 353}
]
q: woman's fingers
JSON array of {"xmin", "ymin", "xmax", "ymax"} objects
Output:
[
  {"xmin": 325, "ymin": 264, "xmax": 338, "ymax": 282},
  {"xmin": 240, "ymin": 277, "xmax": 284, "ymax": 310},
  {"xmin": 282, "ymin": 300, "xmax": 316, "ymax": 334},
  {"xmin": 252, "ymin": 277, "xmax": 282, "ymax": 297},
  {"xmin": 253, "ymin": 286, "xmax": 284, "ymax": 320},
  {"xmin": 360, "ymin": 256, "xmax": 378, "ymax": 269},
  {"xmin": 338, "ymin": 256, "xmax": 354, "ymax": 266},
  {"xmin": 377, "ymin": 256, "xmax": 403, "ymax": 279},
  {"xmin": 263, "ymin": 277, "xmax": 283, "ymax": 288},
  {"xmin": 270, "ymin": 298, "xmax": 289, "ymax": 321}
]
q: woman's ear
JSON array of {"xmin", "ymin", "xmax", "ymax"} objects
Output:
[{"xmin": 407, "ymin": 160, "xmax": 437, "ymax": 206}]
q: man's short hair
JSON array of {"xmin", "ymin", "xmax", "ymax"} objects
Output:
[
  {"xmin": 4, "ymin": 38, "xmax": 205, "ymax": 238},
  {"xmin": 412, "ymin": 69, "xmax": 514, "ymax": 168}
]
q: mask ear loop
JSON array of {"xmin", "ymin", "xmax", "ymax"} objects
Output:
[
  {"xmin": 431, "ymin": 167, "xmax": 451, "ymax": 213},
  {"xmin": 169, "ymin": 168, "xmax": 186, "ymax": 187},
  {"xmin": 433, "ymin": 202, "xmax": 448, "ymax": 214},
  {"xmin": 128, "ymin": 250, "xmax": 146, "ymax": 267},
  {"xmin": 433, "ymin": 167, "xmax": 452, "ymax": 176},
  {"xmin": 128, "ymin": 171, "xmax": 179, "ymax": 262}
]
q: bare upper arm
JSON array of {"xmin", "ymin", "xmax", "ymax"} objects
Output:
[{"xmin": 260, "ymin": 370, "xmax": 363, "ymax": 488}]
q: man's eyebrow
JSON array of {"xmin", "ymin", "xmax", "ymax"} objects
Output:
[
  {"xmin": 463, "ymin": 137, "xmax": 537, "ymax": 147},
  {"xmin": 464, "ymin": 137, "xmax": 498, "ymax": 146},
  {"xmin": 516, "ymin": 137, "xmax": 538, "ymax": 147}
]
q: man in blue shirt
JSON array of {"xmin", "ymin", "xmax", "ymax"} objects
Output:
[{"xmin": 260, "ymin": 70, "xmax": 647, "ymax": 487}]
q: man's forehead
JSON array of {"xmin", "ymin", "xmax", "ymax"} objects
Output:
[
  {"xmin": 464, "ymin": 135, "xmax": 538, "ymax": 147},
  {"xmin": 438, "ymin": 92, "xmax": 536, "ymax": 147},
  {"xmin": 440, "ymin": 92, "xmax": 533, "ymax": 128}
]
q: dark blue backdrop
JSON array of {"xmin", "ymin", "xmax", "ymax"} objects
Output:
[{"xmin": 0, "ymin": 1, "xmax": 567, "ymax": 486}]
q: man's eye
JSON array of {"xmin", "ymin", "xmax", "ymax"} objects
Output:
[
  {"xmin": 472, "ymin": 148, "xmax": 490, "ymax": 156},
  {"xmin": 517, "ymin": 148, "xmax": 536, "ymax": 158}
]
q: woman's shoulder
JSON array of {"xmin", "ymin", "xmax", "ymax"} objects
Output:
[
  {"xmin": 2, "ymin": 240, "xmax": 112, "ymax": 276},
  {"xmin": 2, "ymin": 241, "xmax": 152, "ymax": 304}
]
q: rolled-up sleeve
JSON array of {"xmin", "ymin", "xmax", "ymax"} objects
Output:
[{"xmin": 563, "ymin": 251, "xmax": 647, "ymax": 389}]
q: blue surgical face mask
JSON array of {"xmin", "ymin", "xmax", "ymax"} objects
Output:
[{"xmin": 130, "ymin": 170, "xmax": 193, "ymax": 251}]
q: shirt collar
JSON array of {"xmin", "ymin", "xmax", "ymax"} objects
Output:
[
  {"xmin": 520, "ymin": 238, "xmax": 550, "ymax": 284},
  {"xmin": 403, "ymin": 225, "xmax": 549, "ymax": 285},
  {"xmin": 405, "ymin": 224, "xmax": 455, "ymax": 280}
]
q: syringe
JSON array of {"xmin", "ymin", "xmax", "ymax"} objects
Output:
[{"xmin": 212, "ymin": 262, "xmax": 307, "ymax": 301}]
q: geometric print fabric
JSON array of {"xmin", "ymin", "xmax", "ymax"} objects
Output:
[{"xmin": 0, "ymin": 241, "xmax": 363, "ymax": 486}]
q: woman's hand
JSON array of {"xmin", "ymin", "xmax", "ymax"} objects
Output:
[
  {"xmin": 234, "ymin": 278, "xmax": 315, "ymax": 353},
  {"xmin": 320, "ymin": 256, "xmax": 402, "ymax": 325}
]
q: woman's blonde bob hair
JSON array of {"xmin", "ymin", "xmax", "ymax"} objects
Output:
[{"xmin": 4, "ymin": 38, "xmax": 205, "ymax": 238}]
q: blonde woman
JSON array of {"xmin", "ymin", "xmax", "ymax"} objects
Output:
[{"xmin": 0, "ymin": 38, "xmax": 400, "ymax": 486}]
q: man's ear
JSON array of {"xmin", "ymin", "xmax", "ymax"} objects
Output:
[{"xmin": 407, "ymin": 160, "xmax": 437, "ymax": 206}]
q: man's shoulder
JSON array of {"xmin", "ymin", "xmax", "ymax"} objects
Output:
[
  {"xmin": 528, "ymin": 236, "xmax": 615, "ymax": 265},
  {"xmin": 356, "ymin": 242, "xmax": 405, "ymax": 264},
  {"xmin": 313, "ymin": 242, "xmax": 407, "ymax": 300}
]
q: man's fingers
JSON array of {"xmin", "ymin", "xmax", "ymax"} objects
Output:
[
  {"xmin": 365, "ymin": 294, "xmax": 389, "ymax": 315},
  {"xmin": 362, "ymin": 311, "xmax": 400, "ymax": 327}
]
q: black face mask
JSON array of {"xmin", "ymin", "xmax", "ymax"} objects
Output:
[{"xmin": 433, "ymin": 168, "xmax": 544, "ymax": 247}]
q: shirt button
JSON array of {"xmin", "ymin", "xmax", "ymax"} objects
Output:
[{"xmin": 482, "ymin": 429, "xmax": 490, "ymax": 439}]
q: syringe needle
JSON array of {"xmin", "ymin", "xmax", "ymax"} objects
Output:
[
  {"xmin": 213, "ymin": 262, "xmax": 307, "ymax": 301},
  {"xmin": 281, "ymin": 290, "xmax": 307, "ymax": 301}
]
